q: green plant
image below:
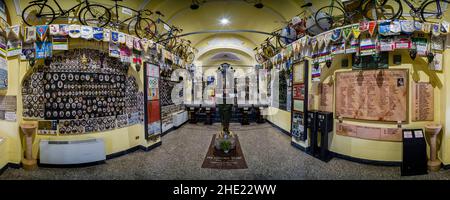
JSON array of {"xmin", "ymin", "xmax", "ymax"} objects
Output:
[{"xmin": 220, "ymin": 140, "xmax": 232, "ymax": 152}]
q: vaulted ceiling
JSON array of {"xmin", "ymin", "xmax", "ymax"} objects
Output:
[{"xmin": 11, "ymin": 0, "xmax": 335, "ymax": 64}]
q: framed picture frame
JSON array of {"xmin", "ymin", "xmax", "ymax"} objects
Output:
[{"xmin": 293, "ymin": 62, "xmax": 304, "ymax": 84}]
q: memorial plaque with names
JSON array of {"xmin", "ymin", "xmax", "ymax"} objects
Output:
[
  {"xmin": 412, "ymin": 82, "xmax": 434, "ymax": 121},
  {"xmin": 0, "ymin": 96, "xmax": 16, "ymax": 111},
  {"xmin": 336, "ymin": 122, "xmax": 402, "ymax": 142},
  {"xmin": 335, "ymin": 69, "xmax": 408, "ymax": 122},
  {"xmin": 319, "ymin": 82, "xmax": 333, "ymax": 112}
]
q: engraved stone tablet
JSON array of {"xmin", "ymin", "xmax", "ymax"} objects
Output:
[
  {"xmin": 336, "ymin": 122, "xmax": 402, "ymax": 141},
  {"xmin": 412, "ymin": 82, "xmax": 434, "ymax": 121}
]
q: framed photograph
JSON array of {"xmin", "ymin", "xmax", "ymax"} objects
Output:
[
  {"xmin": 293, "ymin": 62, "xmax": 304, "ymax": 84},
  {"xmin": 293, "ymin": 99, "xmax": 304, "ymax": 112}
]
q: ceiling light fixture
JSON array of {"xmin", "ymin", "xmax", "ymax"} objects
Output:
[{"xmin": 220, "ymin": 18, "xmax": 230, "ymax": 25}]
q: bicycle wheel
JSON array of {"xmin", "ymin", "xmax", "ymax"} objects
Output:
[
  {"xmin": 314, "ymin": 5, "xmax": 346, "ymax": 31},
  {"xmin": 362, "ymin": 0, "xmax": 402, "ymax": 20},
  {"xmin": 22, "ymin": 4, "xmax": 55, "ymax": 26},
  {"xmin": 185, "ymin": 52, "xmax": 195, "ymax": 63},
  {"xmin": 129, "ymin": 18, "xmax": 157, "ymax": 40},
  {"xmin": 421, "ymin": 0, "xmax": 449, "ymax": 23},
  {"xmin": 80, "ymin": 4, "xmax": 111, "ymax": 27},
  {"xmin": 262, "ymin": 43, "xmax": 276, "ymax": 58}
]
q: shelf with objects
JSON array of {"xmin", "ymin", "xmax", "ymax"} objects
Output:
[{"xmin": 261, "ymin": 19, "xmax": 449, "ymax": 168}]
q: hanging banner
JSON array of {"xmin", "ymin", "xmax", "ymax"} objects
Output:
[
  {"xmin": 52, "ymin": 35, "xmax": 68, "ymax": 50},
  {"xmin": 343, "ymin": 27, "xmax": 352, "ymax": 40},
  {"xmin": 111, "ymin": 31, "xmax": 119, "ymax": 43},
  {"xmin": 36, "ymin": 25, "xmax": 48, "ymax": 41},
  {"xmin": 80, "ymin": 25, "xmax": 93, "ymax": 39},
  {"xmin": 93, "ymin": 27, "xmax": 104, "ymax": 41},
  {"xmin": 103, "ymin": 29, "xmax": 111, "ymax": 42},
  {"xmin": 401, "ymin": 20, "xmax": 414, "ymax": 34},
  {"xmin": 0, "ymin": 56, "xmax": 6, "ymax": 89},
  {"xmin": 125, "ymin": 34, "xmax": 134, "ymax": 49},
  {"xmin": 24, "ymin": 26, "xmax": 36, "ymax": 43},
  {"xmin": 352, "ymin": 24, "xmax": 361, "ymax": 39},
  {"xmin": 7, "ymin": 39, "xmax": 21, "ymax": 57},
  {"xmin": 59, "ymin": 24, "xmax": 69, "ymax": 36},
  {"xmin": 35, "ymin": 41, "xmax": 52, "ymax": 59},
  {"xmin": 440, "ymin": 20, "xmax": 449, "ymax": 34},
  {"xmin": 68, "ymin": 24, "xmax": 81, "ymax": 38},
  {"xmin": 118, "ymin": 32, "xmax": 126, "ymax": 44},
  {"xmin": 140, "ymin": 38, "xmax": 149, "ymax": 52},
  {"xmin": 49, "ymin": 24, "xmax": 59, "ymax": 36},
  {"xmin": 109, "ymin": 42, "xmax": 120, "ymax": 58},
  {"xmin": 0, "ymin": 33, "xmax": 7, "ymax": 56},
  {"xmin": 331, "ymin": 28, "xmax": 342, "ymax": 42},
  {"xmin": 368, "ymin": 21, "xmax": 377, "ymax": 36}
]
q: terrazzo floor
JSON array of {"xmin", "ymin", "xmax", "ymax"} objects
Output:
[{"xmin": 1, "ymin": 123, "xmax": 450, "ymax": 180}]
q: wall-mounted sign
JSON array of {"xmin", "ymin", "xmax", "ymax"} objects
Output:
[
  {"xmin": 412, "ymin": 82, "xmax": 434, "ymax": 121},
  {"xmin": 336, "ymin": 122, "xmax": 402, "ymax": 142},
  {"xmin": 335, "ymin": 69, "xmax": 408, "ymax": 122},
  {"xmin": 293, "ymin": 84, "xmax": 305, "ymax": 100},
  {"xmin": 0, "ymin": 96, "xmax": 16, "ymax": 121}
]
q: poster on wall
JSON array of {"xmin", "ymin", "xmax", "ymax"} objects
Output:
[
  {"xmin": 293, "ymin": 84, "xmax": 305, "ymax": 100},
  {"xmin": 0, "ymin": 56, "xmax": 6, "ymax": 89},
  {"xmin": 293, "ymin": 62, "xmax": 304, "ymax": 83},
  {"xmin": 144, "ymin": 62, "xmax": 162, "ymax": 139},
  {"xmin": 293, "ymin": 99, "xmax": 304, "ymax": 112},
  {"xmin": 292, "ymin": 111, "xmax": 306, "ymax": 141}
]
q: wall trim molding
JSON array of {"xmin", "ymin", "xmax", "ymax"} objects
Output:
[
  {"xmin": 266, "ymin": 119, "xmax": 291, "ymax": 137},
  {"xmin": 331, "ymin": 152, "xmax": 401, "ymax": 167}
]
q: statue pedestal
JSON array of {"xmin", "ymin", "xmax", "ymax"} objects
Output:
[
  {"xmin": 425, "ymin": 124, "xmax": 442, "ymax": 172},
  {"xmin": 214, "ymin": 131, "xmax": 236, "ymax": 153},
  {"xmin": 20, "ymin": 123, "xmax": 37, "ymax": 170}
]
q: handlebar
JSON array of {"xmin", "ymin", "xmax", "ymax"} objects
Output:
[{"xmin": 155, "ymin": 11, "xmax": 165, "ymax": 17}]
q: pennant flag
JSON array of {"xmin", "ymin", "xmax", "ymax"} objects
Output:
[
  {"xmin": 352, "ymin": 24, "xmax": 360, "ymax": 39},
  {"xmin": 68, "ymin": 24, "xmax": 81, "ymax": 38},
  {"xmin": 343, "ymin": 27, "xmax": 352, "ymax": 40},
  {"xmin": 49, "ymin": 24, "xmax": 59, "ymax": 36},
  {"xmin": 111, "ymin": 31, "xmax": 119, "ymax": 43},
  {"xmin": 103, "ymin": 29, "xmax": 111, "ymax": 42},
  {"xmin": 93, "ymin": 27, "xmax": 104, "ymax": 41},
  {"xmin": 36, "ymin": 25, "xmax": 48, "ymax": 41},
  {"xmin": 359, "ymin": 21, "xmax": 369, "ymax": 32},
  {"xmin": 331, "ymin": 28, "xmax": 342, "ymax": 42},
  {"xmin": 368, "ymin": 21, "xmax": 377, "ymax": 36}
]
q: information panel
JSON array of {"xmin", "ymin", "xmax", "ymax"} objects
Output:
[
  {"xmin": 412, "ymin": 82, "xmax": 434, "ymax": 121},
  {"xmin": 335, "ymin": 69, "xmax": 408, "ymax": 122}
]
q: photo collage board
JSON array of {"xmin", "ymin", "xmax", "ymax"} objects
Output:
[
  {"xmin": 144, "ymin": 62, "xmax": 162, "ymax": 139},
  {"xmin": 291, "ymin": 61, "xmax": 308, "ymax": 141}
]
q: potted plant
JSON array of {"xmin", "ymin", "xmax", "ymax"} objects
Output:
[{"xmin": 220, "ymin": 140, "xmax": 232, "ymax": 154}]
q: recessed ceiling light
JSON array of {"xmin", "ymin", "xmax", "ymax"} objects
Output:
[{"xmin": 220, "ymin": 18, "xmax": 230, "ymax": 25}]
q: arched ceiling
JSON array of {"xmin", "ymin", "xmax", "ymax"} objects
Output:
[
  {"xmin": 146, "ymin": 0, "xmax": 310, "ymax": 47},
  {"xmin": 144, "ymin": 0, "xmax": 312, "ymax": 64}
]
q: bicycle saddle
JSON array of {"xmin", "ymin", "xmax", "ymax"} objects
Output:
[
  {"xmin": 111, "ymin": 0, "xmax": 123, "ymax": 2},
  {"xmin": 155, "ymin": 11, "xmax": 165, "ymax": 17}
]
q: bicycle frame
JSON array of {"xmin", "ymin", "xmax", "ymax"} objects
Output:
[
  {"xmin": 48, "ymin": 0, "xmax": 86, "ymax": 16},
  {"xmin": 109, "ymin": 3, "xmax": 140, "ymax": 25}
]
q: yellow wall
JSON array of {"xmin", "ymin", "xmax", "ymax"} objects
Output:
[
  {"xmin": 268, "ymin": 49, "xmax": 449, "ymax": 163},
  {"xmin": 0, "ymin": 1, "xmax": 159, "ymax": 166}
]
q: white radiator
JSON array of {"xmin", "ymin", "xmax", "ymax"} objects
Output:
[
  {"xmin": 39, "ymin": 139, "xmax": 106, "ymax": 165},
  {"xmin": 173, "ymin": 111, "xmax": 188, "ymax": 127}
]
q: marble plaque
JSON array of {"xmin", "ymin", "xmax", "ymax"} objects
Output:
[
  {"xmin": 412, "ymin": 82, "xmax": 434, "ymax": 121},
  {"xmin": 335, "ymin": 69, "xmax": 408, "ymax": 122},
  {"xmin": 336, "ymin": 122, "xmax": 402, "ymax": 142},
  {"xmin": 0, "ymin": 96, "xmax": 16, "ymax": 111},
  {"xmin": 319, "ymin": 82, "xmax": 333, "ymax": 112}
]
